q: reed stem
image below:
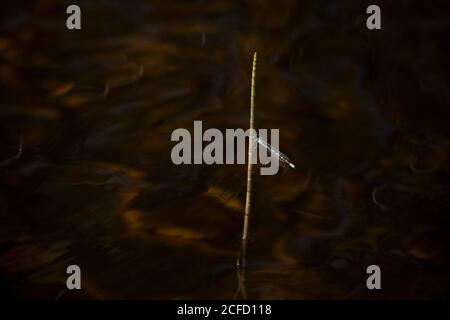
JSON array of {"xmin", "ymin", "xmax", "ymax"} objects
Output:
[
  {"xmin": 242, "ymin": 51, "xmax": 257, "ymax": 242},
  {"xmin": 236, "ymin": 52, "xmax": 257, "ymax": 299}
]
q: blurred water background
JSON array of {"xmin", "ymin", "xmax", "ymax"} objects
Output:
[{"xmin": 0, "ymin": 0, "xmax": 449, "ymax": 299}]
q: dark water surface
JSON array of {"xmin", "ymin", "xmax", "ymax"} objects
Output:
[{"xmin": 0, "ymin": 0, "xmax": 449, "ymax": 299}]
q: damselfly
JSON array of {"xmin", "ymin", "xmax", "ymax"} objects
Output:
[{"xmin": 251, "ymin": 135, "xmax": 296, "ymax": 169}]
